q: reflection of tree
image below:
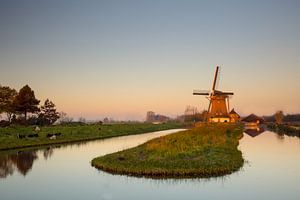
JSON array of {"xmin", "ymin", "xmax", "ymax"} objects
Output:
[
  {"xmin": 276, "ymin": 132, "xmax": 285, "ymax": 141},
  {"xmin": 11, "ymin": 151, "xmax": 38, "ymax": 176},
  {"xmin": 43, "ymin": 147, "xmax": 54, "ymax": 160},
  {"xmin": 0, "ymin": 156, "xmax": 14, "ymax": 178},
  {"xmin": 0, "ymin": 151, "xmax": 38, "ymax": 178}
]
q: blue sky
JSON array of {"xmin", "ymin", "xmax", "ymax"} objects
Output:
[{"xmin": 0, "ymin": 0, "xmax": 299, "ymax": 120}]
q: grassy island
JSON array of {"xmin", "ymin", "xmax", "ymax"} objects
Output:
[
  {"xmin": 0, "ymin": 122, "xmax": 183, "ymax": 151},
  {"xmin": 92, "ymin": 123, "xmax": 244, "ymax": 178}
]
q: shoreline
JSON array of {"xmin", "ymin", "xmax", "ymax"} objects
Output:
[{"xmin": 0, "ymin": 123, "xmax": 184, "ymax": 151}]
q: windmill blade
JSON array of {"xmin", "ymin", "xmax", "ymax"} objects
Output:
[
  {"xmin": 193, "ymin": 92, "xmax": 209, "ymax": 95},
  {"xmin": 220, "ymin": 92, "xmax": 234, "ymax": 95},
  {"xmin": 207, "ymin": 100, "xmax": 212, "ymax": 121},
  {"xmin": 213, "ymin": 90, "xmax": 233, "ymax": 96},
  {"xmin": 215, "ymin": 66, "xmax": 221, "ymax": 90},
  {"xmin": 193, "ymin": 90, "xmax": 210, "ymax": 95},
  {"xmin": 212, "ymin": 65, "xmax": 220, "ymax": 91},
  {"xmin": 208, "ymin": 101, "xmax": 212, "ymax": 112}
]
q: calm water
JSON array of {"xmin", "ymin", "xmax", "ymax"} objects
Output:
[{"xmin": 1, "ymin": 129, "xmax": 299, "ymax": 200}]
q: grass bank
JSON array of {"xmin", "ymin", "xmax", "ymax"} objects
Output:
[
  {"xmin": 0, "ymin": 122, "xmax": 184, "ymax": 151},
  {"xmin": 91, "ymin": 123, "xmax": 244, "ymax": 178},
  {"xmin": 267, "ymin": 123, "xmax": 300, "ymax": 137}
]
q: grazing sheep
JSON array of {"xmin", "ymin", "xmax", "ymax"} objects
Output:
[
  {"xmin": 49, "ymin": 135, "xmax": 56, "ymax": 140},
  {"xmin": 47, "ymin": 133, "xmax": 62, "ymax": 138}
]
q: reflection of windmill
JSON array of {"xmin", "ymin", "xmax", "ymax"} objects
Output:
[{"xmin": 193, "ymin": 65, "xmax": 237, "ymax": 122}]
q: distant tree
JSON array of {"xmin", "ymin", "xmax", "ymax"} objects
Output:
[
  {"xmin": 26, "ymin": 115, "xmax": 40, "ymax": 126},
  {"xmin": 0, "ymin": 86, "xmax": 18, "ymax": 122},
  {"xmin": 201, "ymin": 110, "xmax": 209, "ymax": 122},
  {"xmin": 58, "ymin": 111, "xmax": 73, "ymax": 124},
  {"xmin": 274, "ymin": 110, "xmax": 284, "ymax": 124},
  {"xmin": 11, "ymin": 114, "xmax": 17, "ymax": 124},
  {"xmin": 184, "ymin": 105, "xmax": 198, "ymax": 122},
  {"xmin": 39, "ymin": 99, "xmax": 60, "ymax": 125},
  {"xmin": 183, "ymin": 106, "xmax": 206, "ymax": 122},
  {"xmin": 59, "ymin": 111, "xmax": 67, "ymax": 121},
  {"xmin": 262, "ymin": 115, "xmax": 275, "ymax": 122},
  {"xmin": 78, "ymin": 117, "xmax": 86, "ymax": 124},
  {"xmin": 13, "ymin": 85, "xmax": 40, "ymax": 120},
  {"xmin": 284, "ymin": 114, "xmax": 300, "ymax": 122}
]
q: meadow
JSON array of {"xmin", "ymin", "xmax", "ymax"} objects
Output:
[
  {"xmin": 92, "ymin": 123, "xmax": 244, "ymax": 178},
  {"xmin": 0, "ymin": 122, "xmax": 184, "ymax": 150}
]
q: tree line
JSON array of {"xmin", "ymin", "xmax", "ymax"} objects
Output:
[
  {"xmin": 179, "ymin": 105, "xmax": 207, "ymax": 122},
  {"xmin": 263, "ymin": 111, "xmax": 300, "ymax": 124},
  {"xmin": 0, "ymin": 84, "xmax": 60, "ymax": 126}
]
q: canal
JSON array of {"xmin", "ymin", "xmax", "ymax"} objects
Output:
[{"xmin": 0, "ymin": 129, "xmax": 299, "ymax": 200}]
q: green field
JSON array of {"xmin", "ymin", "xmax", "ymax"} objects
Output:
[
  {"xmin": 0, "ymin": 123, "xmax": 184, "ymax": 151},
  {"xmin": 91, "ymin": 123, "xmax": 244, "ymax": 178}
]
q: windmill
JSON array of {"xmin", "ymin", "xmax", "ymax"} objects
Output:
[{"xmin": 193, "ymin": 65, "xmax": 235, "ymax": 122}]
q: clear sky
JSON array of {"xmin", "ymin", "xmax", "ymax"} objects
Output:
[{"xmin": 0, "ymin": 0, "xmax": 299, "ymax": 120}]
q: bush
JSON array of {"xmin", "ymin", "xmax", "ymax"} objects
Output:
[{"xmin": 0, "ymin": 120, "xmax": 10, "ymax": 127}]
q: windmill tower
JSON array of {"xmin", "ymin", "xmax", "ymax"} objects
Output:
[{"xmin": 193, "ymin": 66, "xmax": 235, "ymax": 123}]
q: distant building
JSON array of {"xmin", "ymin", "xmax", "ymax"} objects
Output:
[
  {"xmin": 145, "ymin": 111, "xmax": 170, "ymax": 123},
  {"xmin": 146, "ymin": 111, "xmax": 156, "ymax": 122},
  {"xmin": 229, "ymin": 109, "xmax": 240, "ymax": 122},
  {"xmin": 242, "ymin": 114, "xmax": 264, "ymax": 125}
]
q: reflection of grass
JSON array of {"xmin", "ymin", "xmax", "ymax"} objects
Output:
[
  {"xmin": 291, "ymin": 126, "xmax": 300, "ymax": 130},
  {"xmin": 0, "ymin": 123, "xmax": 184, "ymax": 151},
  {"xmin": 92, "ymin": 123, "xmax": 244, "ymax": 178}
]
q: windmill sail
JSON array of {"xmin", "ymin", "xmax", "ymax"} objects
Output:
[
  {"xmin": 193, "ymin": 90, "xmax": 210, "ymax": 95},
  {"xmin": 212, "ymin": 66, "xmax": 220, "ymax": 91}
]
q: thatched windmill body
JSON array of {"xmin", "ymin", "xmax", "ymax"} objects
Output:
[{"xmin": 193, "ymin": 66, "xmax": 235, "ymax": 122}]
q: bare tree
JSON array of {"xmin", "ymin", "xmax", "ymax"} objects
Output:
[
  {"xmin": 184, "ymin": 105, "xmax": 199, "ymax": 122},
  {"xmin": 58, "ymin": 112, "xmax": 73, "ymax": 124},
  {"xmin": 78, "ymin": 117, "xmax": 86, "ymax": 124}
]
